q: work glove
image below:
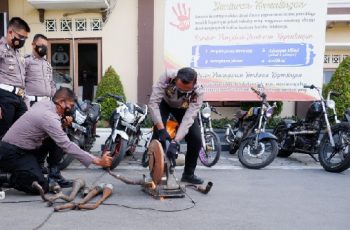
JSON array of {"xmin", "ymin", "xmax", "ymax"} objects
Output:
[
  {"xmin": 157, "ymin": 128, "xmax": 171, "ymax": 143},
  {"xmin": 166, "ymin": 140, "xmax": 179, "ymax": 167}
]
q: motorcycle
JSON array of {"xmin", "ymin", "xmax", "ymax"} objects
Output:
[
  {"xmin": 198, "ymin": 102, "xmax": 222, "ymax": 167},
  {"xmin": 100, "ymin": 93, "xmax": 148, "ymax": 170},
  {"xmin": 273, "ymin": 85, "xmax": 350, "ymax": 172},
  {"xmin": 59, "ymin": 99, "xmax": 102, "ymax": 169},
  {"xmin": 225, "ymin": 87, "xmax": 278, "ymax": 169},
  {"xmin": 141, "ymin": 102, "xmax": 222, "ymax": 168}
]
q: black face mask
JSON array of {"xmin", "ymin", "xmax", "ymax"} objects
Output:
[
  {"xmin": 35, "ymin": 45, "xmax": 47, "ymax": 57},
  {"xmin": 12, "ymin": 36, "xmax": 25, "ymax": 50}
]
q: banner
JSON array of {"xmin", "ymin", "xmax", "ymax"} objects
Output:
[{"xmin": 164, "ymin": 0, "xmax": 327, "ymax": 101}]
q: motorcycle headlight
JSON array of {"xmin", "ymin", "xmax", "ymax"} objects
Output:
[
  {"xmin": 265, "ymin": 107, "xmax": 274, "ymax": 118},
  {"xmin": 201, "ymin": 107, "xmax": 211, "ymax": 119},
  {"xmin": 326, "ymin": 100, "xmax": 335, "ymax": 110},
  {"xmin": 123, "ymin": 109, "xmax": 135, "ymax": 123},
  {"xmin": 74, "ymin": 110, "xmax": 87, "ymax": 125}
]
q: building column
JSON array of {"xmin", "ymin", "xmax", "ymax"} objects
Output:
[{"xmin": 138, "ymin": 0, "xmax": 154, "ymax": 104}]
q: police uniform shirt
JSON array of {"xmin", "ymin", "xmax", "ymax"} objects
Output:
[
  {"xmin": 0, "ymin": 37, "xmax": 26, "ymax": 88},
  {"xmin": 2, "ymin": 101, "xmax": 97, "ymax": 167},
  {"xmin": 148, "ymin": 70, "xmax": 204, "ymax": 141},
  {"xmin": 25, "ymin": 54, "xmax": 56, "ymax": 97}
]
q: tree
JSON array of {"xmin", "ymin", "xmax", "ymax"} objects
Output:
[
  {"xmin": 323, "ymin": 57, "xmax": 350, "ymax": 116},
  {"xmin": 95, "ymin": 66, "xmax": 126, "ymax": 120}
]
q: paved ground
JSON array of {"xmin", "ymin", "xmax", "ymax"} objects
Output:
[{"xmin": 1, "ymin": 150, "xmax": 349, "ymax": 230}]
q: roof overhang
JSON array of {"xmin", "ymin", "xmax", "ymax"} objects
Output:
[{"xmin": 27, "ymin": 0, "xmax": 109, "ymax": 10}]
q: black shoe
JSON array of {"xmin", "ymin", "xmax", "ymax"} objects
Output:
[
  {"xmin": 181, "ymin": 174, "xmax": 204, "ymax": 185},
  {"xmin": 48, "ymin": 166, "xmax": 73, "ymax": 188}
]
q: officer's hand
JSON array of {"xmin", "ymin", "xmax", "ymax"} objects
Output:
[
  {"xmin": 158, "ymin": 128, "xmax": 170, "ymax": 142},
  {"xmin": 62, "ymin": 116, "xmax": 73, "ymax": 128},
  {"xmin": 166, "ymin": 141, "xmax": 179, "ymax": 167},
  {"xmin": 93, "ymin": 152, "xmax": 113, "ymax": 167}
]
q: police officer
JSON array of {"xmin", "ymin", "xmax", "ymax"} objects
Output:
[
  {"xmin": 25, "ymin": 33, "xmax": 55, "ymax": 106},
  {"xmin": 0, "ymin": 17, "xmax": 30, "ymax": 138},
  {"xmin": 24, "ymin": 34, "xmax": 58, "ymax": 175},
  {"xmin": 148, "ymin": 67, "xmax": 204, "ymax": 184},
  {"xmin": 0, "ymin": 87, "xmax": 112, "ymax": 194}
]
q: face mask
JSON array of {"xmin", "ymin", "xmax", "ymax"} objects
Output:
[
  {"xmin": 35, "ymin": 45, "xmax": 47, "ymax": 57},
  {"xmin": 63, "ymin": 102, "xmax": 73, "ymax": 117},
  {"xmin": 176, "ymin": 88, "xmax": 193, "ymax": 98},
  {"xmin": 11, "ymin": 36, "xmax": 25, "ymax": 50}
]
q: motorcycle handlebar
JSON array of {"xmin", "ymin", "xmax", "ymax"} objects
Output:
[
  {"xmin": 251, "ymin": 87, "xmax": 266, "ymax": 99},
  {"xmin": 303, "ymin": 84, "xmax": 315, "ymax": 89}
]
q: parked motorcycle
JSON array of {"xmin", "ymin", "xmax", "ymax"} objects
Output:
[
  {"xmin": 225, "ymin": 87, "xmax": 278, "ymax": 169},
  {"xmin": 59, "ymin": 99, "xmax": 102, "ymax": 169},
  {"xmin": 273, "ymin": 85, "xmax": 350, "ymax": 172},
  {"xmin": 198, "ymin": 102, "xmax": 222, "ymax": 167},
  {"xmin": 100, "ymin": 93, "xmax": 148, "ymax": 170}
]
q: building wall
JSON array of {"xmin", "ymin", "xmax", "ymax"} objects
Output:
[{"xmin": 8, "ymin": 0, "xmax": 138, "ymax": 102}]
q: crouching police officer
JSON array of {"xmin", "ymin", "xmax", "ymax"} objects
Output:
[
  {"xmin": 0, "ymin": 87, "xmax": 112, "ymax": 194},
  {"xmin": 0, "ymin": 17, "xmax": 30, "ymax": 138},
  {"xmin": 148, "ymin": 67, "xmax": 204, "ymax": 184}
]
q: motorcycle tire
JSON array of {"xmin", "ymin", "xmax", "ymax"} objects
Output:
[
  {"xmin": 104, "ymin": 135, "xmax": 128, "ymax": 170},
  {"xmin": 318, "ymin": 122, "xmax": 350, "ymax": 173},
  {"xmin": 238, "ymin": 138, "xmax": 278, "ymax": 169},
  {"xmin": 58, "ymin": 139, "xmax": 80, "ymax": 170},
  {"xmin": 273, "ymin": 124, "xmax": 293, "ymax": 158},
  {"xmin": 199, "ymin": 131, "xmax": 221, "ymax": 167}
]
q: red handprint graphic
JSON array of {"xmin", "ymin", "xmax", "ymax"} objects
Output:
[{"xmin": 170, "ymin": 3, "xmax": 191, "ymax": 31}]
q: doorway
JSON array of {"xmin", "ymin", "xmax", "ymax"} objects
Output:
[{"xmin": 48, "ymin": 38, "xmax": 102, "ymax": 100}]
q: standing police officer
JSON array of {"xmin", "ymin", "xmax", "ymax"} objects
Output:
[
  {"xmin": 25, "ymin": 33, "xmax": 55, "ymax": 106},
  {"xmin": 148, "ymin": 67, "xmax": 204, "ymax": 184},
  {"xmin": 0, "ymin": 17, "xmax": 30, "ymax": 138}
]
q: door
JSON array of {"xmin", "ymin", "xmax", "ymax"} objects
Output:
[{"xmin": 48, "ymin": 38, "xmax": 101, "ymax": 100}]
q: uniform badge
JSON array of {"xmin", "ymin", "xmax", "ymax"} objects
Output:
[
  {"xmin": 180, "ymin": 101, "xmax": 189, "ymax": 109},
  {"xmin": 9, "ymin": 65, "xmax": 15, "ymax": 71}
]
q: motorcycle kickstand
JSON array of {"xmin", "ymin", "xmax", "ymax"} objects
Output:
[{"xmin": 308, "ymin": 154, "xmax": 319, "ymax": 162}]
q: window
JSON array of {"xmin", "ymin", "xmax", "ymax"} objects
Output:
[
  {"xmin": 90, "ymin": 18, "xmax": 102, "ymax": 31},
  {"xmin": 75, "ymin": 19, "xmax": 87, "ymax": 31},
  {"xmin": 60, "ymin": 19, "xmax": 72, "ymax": 32},
  {"xmin": 323, "ymin": 70, "xmax": 335, "ymax": 84},
  {"xmin": 45, "ymin": 19, "xmax": 57, "ymax": 32}
]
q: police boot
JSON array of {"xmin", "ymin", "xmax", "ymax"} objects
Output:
[
  {"xmin": 48, "ymin": 166, "xmax": 73, "ymax": 188},
  {"xmin": 0, "ymin": 173, "xmax": 11, "ymax": 187}
]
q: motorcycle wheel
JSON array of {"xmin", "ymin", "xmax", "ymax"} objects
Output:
[
  {"xmin": 199, "ymin": 131, "xmax": 221, "ymax": 167},
  {"xmin": 58, "ymin": 139, "xmax": 79, "ymax": 170},
  {"xmin": 318, "ymin": 123, "xmax": 350, "ymax": 173},
  {"xmin": 104, "ymin": 135, "xmax": 128, "ymax": 170},
  {"xmin": 238, "ymin": 138, "xmax": 278, "ymax": 169},
  {"xmin": 273, "ymin": 124, "xmax": 293, "ymax": 158}
]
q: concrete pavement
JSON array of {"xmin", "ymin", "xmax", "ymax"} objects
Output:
[{"xmin": 1, "ymin": 150, "xmax": 350, "ymax": 230}]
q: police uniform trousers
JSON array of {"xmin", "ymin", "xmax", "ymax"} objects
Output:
[
  {"xmin": 152, "ymin": 100, "xmax": 202, "ymax": 176},
  {"xmin": 0, "ymin": 89, "xmax": 27, "ymax": 139},
  {"xmin": 0, "ymin": 138, "xmax": 64, "ymax": 194}
]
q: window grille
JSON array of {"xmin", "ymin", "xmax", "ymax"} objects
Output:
[
  {"xmin": 60, "ymin": 19, "xmax": 72, "ymax": 32},
  {"xmin": 75, "ymin": 19, "xmax": 87, "ymax": 31},
  {"xmin": 45, "ymin": 19, "xmax": 57, "ymax": 32}
]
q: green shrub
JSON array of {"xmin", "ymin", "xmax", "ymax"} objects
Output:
[
  {"xmin": 323, "ymin": 57, "xmax": 350, "ymax": 116},
  {"xmin": 95, "ymin": 66, "xmax": 126, "ymax": 120},
  {"xmin": 211, "ymin": 117, "xmax": 236, "ymax": 129}
]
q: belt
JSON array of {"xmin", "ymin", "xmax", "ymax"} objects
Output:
[
  {"xmin": 0, "ymin": 84, "xmax": 25, "ymax": 97},
  {"xmin": 27, "ymin": 95, "xmax": 51, "ymax": 102}
]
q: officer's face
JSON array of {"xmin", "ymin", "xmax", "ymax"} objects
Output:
[
  {"xmin": 32, "ymin": 37, "xmax": 48, "ymax": 49},
  {"xmin": 7, "ymin": 27, "xmax": 28, "ymax": 48},
  {"xmin": 175, "ymin": 79, "xmax": 194, "ymax": 94},
  {"xmin": 57, "ymin": 99, "xmax": 75, "ymax": 117}
]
